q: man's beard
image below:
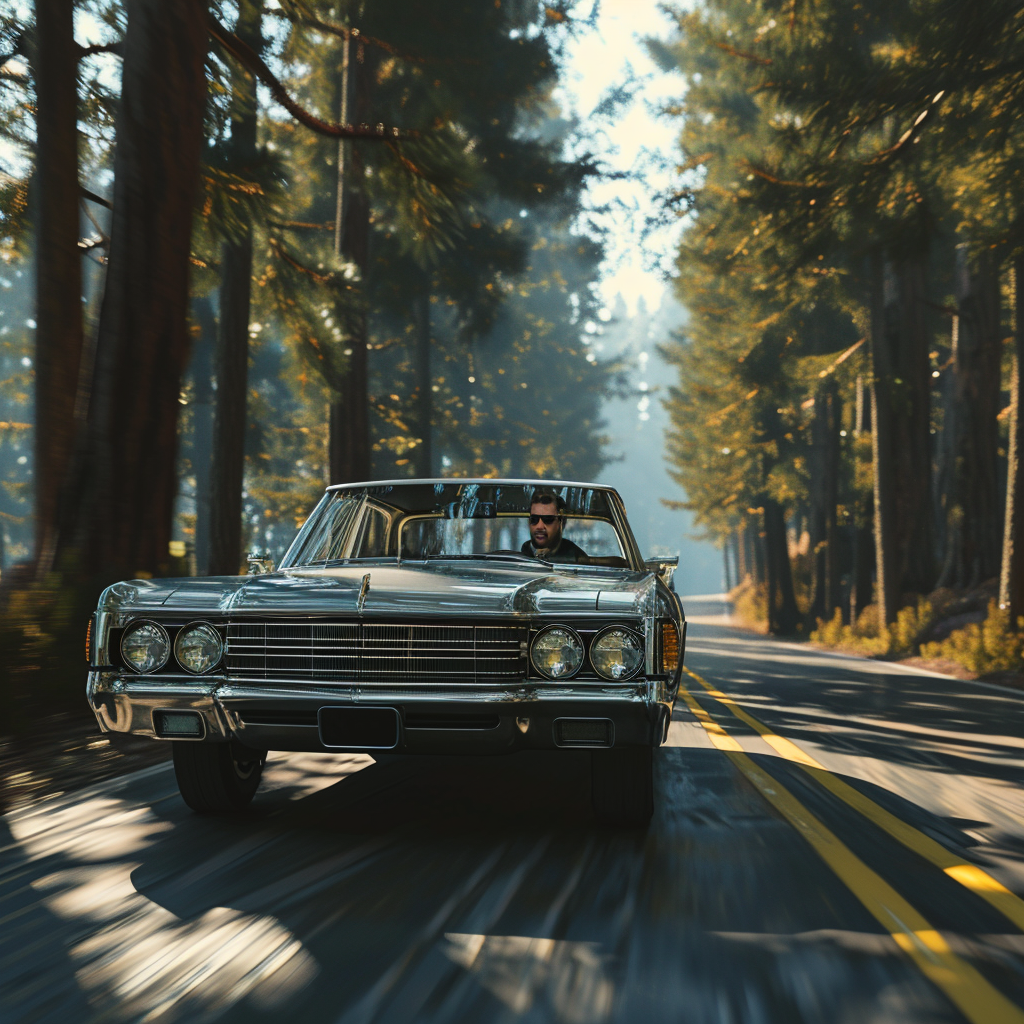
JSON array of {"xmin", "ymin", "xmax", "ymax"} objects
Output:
[{"xmin": 533, "ymin": 535, "xmax": 561, "ymax": 558}]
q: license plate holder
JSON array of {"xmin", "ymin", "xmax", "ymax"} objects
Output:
[{"xmin": 318, "ymin": 706, "xmax": 400, "ymax": 749}]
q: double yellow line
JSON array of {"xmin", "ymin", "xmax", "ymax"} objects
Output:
[{"xmin": 680, "ymin": 668, "xmax": 1024, "ymax": 1024}]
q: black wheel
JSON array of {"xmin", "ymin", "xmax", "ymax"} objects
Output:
[
  {"xmin": 591, "ymin": 746, "xmax": 654, "ymax": 827},
  {"xmin": 172, "ymin": 741, "xmax": 265, "ymax": 813}
]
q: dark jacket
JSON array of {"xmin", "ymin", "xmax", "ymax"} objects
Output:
[{"xmin": 520, "ymin": 536, "xmax": 587, "ymax": 564}]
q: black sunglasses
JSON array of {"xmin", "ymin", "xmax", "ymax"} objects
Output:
[{"xmin": 529, "ymin": 514, "xmax": 559, "ymax": 525}]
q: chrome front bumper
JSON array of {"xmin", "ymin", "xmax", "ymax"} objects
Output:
[{"xmin": 86, "ymin": 671, "xmax": 675, "ymax": 752}]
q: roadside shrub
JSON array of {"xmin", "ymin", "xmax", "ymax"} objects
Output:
[
  {"xmin": 731, "ymin": 579, "xmax": 768, "ymax": 632},
  {"xmin": 812, "ymin": 607, "xmax": 845, "ymax": 647},
  {"xmin": 890, "ymin": 598, "xmax": 936, "ymax": 658},
  {"xmin": 811, "ymin": 598, "xmax": 934, "ymax": 659},
  {"xmin": 920, "ymin": 600, "xmax": 1024, "ymax": 675},
  {"xmin": 0, "ymin": 571, "xmax": 96, "ymax": 735}
]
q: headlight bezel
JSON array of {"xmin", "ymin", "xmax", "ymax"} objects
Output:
[
  {"xmin": 530, "ymin": 624, "xmax": 585, "ymax": 680},
  {"xmin": 589, "ymin": 625, "xmax": 645, "ymax": 681},
  {"xmin": 173, "ymin": 621, "xmax": 225, "ymax": 675},
  {"xmin": 120, "ymin": 619, "xmax": 171, "ymax": 674}
]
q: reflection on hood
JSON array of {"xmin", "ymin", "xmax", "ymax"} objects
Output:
[{"xmin": 99, "ymin": 562, "xmax": 657, "ymax": 618}]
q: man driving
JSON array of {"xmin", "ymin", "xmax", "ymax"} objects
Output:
[{"xmin": 521, "ymin": 491, "xmax": 587, "ymax": 563}]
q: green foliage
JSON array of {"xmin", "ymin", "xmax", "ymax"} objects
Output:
[
  {"xmin": 731, "ymin": 579, "xmax": 768, "ymax": 632},
  {"xmin": 0, "ymin": 569, "xmax": 97, "ymax": 732},
  {"xmin": 811, "ymin": 598, "xmax": 936, "ymax": 658},
  {"xmin": 656, "ymin": 0, "xmax": 1024, "ymax": 629},
  {"xmin": 921, "ymin": 601, "xmax": 1024, "ymax": 676}
]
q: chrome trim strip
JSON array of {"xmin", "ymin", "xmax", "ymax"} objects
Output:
[
  {"xmin": 215, "ymin": 682, "xmax": 646, "ymax": 703},
  {"xmin": 93, "ymin": 611, "xmax": 111, "ymax": 667}
]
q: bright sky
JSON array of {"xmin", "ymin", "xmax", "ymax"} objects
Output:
[{"xmin": 560, "ymin": 0, "xmax": 683, "ymax": 316}]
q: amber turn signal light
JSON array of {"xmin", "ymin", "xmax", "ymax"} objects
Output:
[
  {"xmin": 85, "ymin": 618, "xmax": 92, "ymax": 664},
  {"xmin": 661, "ymin": 621, "xmax": 679, "ymax": 674}
]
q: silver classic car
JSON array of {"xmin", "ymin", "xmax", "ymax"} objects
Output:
[{"xmin": 86, "ymin": 480, "xmax": 686, "ymax": 825}]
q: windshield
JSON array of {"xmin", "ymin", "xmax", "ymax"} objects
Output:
[{"xmin": 279, "ymin": 482, "xmax": 637, "ymax": 568}]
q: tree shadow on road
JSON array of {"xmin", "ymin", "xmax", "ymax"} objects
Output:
[{"xmin": 687, "ymin": 621, "xmax": 1024, "ymax": 788}]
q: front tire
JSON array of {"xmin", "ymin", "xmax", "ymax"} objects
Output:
[
  {"xmin": 591, "ymin": 746, "xmax": 654, "ymax": 827},
  {"xmin": 172, "ymin": 742, "xmax": 265, "ymax": 813}
]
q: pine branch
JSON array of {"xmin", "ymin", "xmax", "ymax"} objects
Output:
[
  {"xmin": 0, "ymin": 32, "xmax": 25, "ymax": 68},
  {"xmin": 207, "ymin": 15, "xmax": 412, "ymax": 140},
  {"xmin": 268, "ymin": 235, "xmax": 342, "ymax": 285},
  {"xmin": 281, "ymin": 0, "xmax": 479, "ymax": 66},
  {"xmin": 269, "ymin": 218, "xmax": 333, "ymax": 231},
  {"xmin": 77, "ymin": 40, "xmax": 123, "ymax": 59},
  {"xmin": 712, "ymin": 40, "xmax": 772, "ymax": 67},
  {"xmin": 80, "ymin": 185, "xmax": 112, "ymax": 209},
  {"xmin": 282, "ymin": 1, "xmax": 425, "ymax": 63},
  {"xmin": 869, "ymin": 90, "xmax": 945, "ymax": 165}
]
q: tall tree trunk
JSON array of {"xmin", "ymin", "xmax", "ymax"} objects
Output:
[
  {"xmin": 208, "ymin": 0, "xmax": 262, "ymax": 576},
  {"xmin": 735, "ymin": 525, "xmax": 747, "ymax": 582},
  {"xmin": 823, "ymin": 379, "xmax": 841, "ymax": 614},
  {"xmin": 941, "ymin": 244, "xmax": 1003, "ymax": 588},
  {"xmin": 934, "ymin": 310, "xmax": 959, "ymax": 585},
  {"xmin": 810, "ymin": 379, "xmax": 840, "ymax": 619},
  {"xmin": 764, "ymin": 497, "xmax": 799, "ymax": 633},
  {"xmin": 190, "ymin": 296, "xmax": 216, "ymax": 574},
  {"xmin": 60, "ymin": 0, "xmax": 208, "ymax": 580},
  {"xmin": 892, "ymin": 254, "xmax": 935, "ymax": 595},
  {"xmin": 33, "ymin": 0, "xmax": 84, "ymax": 574},
  {"xmin": 749, "ymin": 518, "xmax": 765, "ymax": 586},
  {"xmin": 849, "ymin": 373, "xmax": 873, "ymax": 623},
  {"xmin": 329, "ymin": 189, "xmax": 370, "ymax": 482},
  {"xmin": 869, "ymin": 251, "xmax": 898, "ymax": 625},
  {"xmin": 1001, "ymin": 259, "xmax": 1024, "ymax": 622},
  {"xmin": 329, "ymin": 49, "xmax": 372, "ymax": 483},
  {"xmin": 414, "ymin": 289, "xmax": 433, "ymax": 477}
]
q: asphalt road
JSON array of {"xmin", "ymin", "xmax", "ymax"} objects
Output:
[{"xmin": 5, "ymin": 597, "xmax": 1024, "ymax": 1023}]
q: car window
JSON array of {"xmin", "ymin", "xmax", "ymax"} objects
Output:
[
  {"xmin": 562, "ymin": 519, "xmax": 624, "ymax": 558},
  {"xmin": 283, "ymin": 496, "xmax": 364, "ymax": 563},
  {"xmin": 278, "ymin": 483, "xmax": 640, "ymax": 567},
  {"xmin": 399, "ymin": 515, "xmax": 624, "ymax": 560},
  {"xmin": 353, "ymin": 507, "xmax": 389, "ymax": 557}
]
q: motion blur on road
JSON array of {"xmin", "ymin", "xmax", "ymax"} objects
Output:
[{"xmin": 5, "ymin": 599, "xmax": 1024, "ymax": 1023}]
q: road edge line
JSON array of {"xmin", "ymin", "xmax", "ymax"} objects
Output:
[
  {"xmin": 684, "ymin": 668, "xmax": 1024, "ymax": 934},
  {"xmin": 680, "ymin": 686, "xmax": 1024, "ymax": 1024}
]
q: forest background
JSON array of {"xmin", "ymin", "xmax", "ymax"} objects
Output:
[
  {"xmin": 0, "ymin": 0, "xmax": 723, "ymax": 728},
  {"xmin": 9, "ymin": 0, "xmax": 1024, "ymax": 729},
  {"xmin": 657, "ymin": 0, "xmax": 1024, "ymax": 676}
]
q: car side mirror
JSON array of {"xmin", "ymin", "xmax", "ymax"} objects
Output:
[
  {"xmin": 644, "ymin": 556, "xmax": 679, "ymax": 589},
  {"xmin": 246, "ymin": 552, "xmax": 274, "ymax": 575}
]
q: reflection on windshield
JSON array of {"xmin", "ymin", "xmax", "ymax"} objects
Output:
[
  {"xmin": 279, "ymin": 483, "xmax": 634, "ymax": 568},
  {"xmin": 399, "ymin": 517, "xmax": 624, "ymax": 560}
]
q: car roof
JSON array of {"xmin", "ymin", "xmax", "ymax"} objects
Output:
[{"xmin": 326, "ymin": 477, "xmax": 622, "ymax": 493}]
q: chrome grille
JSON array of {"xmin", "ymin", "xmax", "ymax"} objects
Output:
[{"xmin": 225, "ymin": 621, "xmax": 527, "ymax": 683}]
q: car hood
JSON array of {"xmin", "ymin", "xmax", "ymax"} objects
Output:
[{"xmin": 98, "ymin": 562, "xmax": 658, "ymax": 618}]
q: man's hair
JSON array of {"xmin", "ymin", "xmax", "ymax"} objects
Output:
[{"xmin": 529, "ymin": 490, "xmax": 566, "ymax": 516}]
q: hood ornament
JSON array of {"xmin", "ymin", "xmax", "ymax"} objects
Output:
[{"xmin": 357, "ymin": 573, "xmax": 371, "ymax": 611}]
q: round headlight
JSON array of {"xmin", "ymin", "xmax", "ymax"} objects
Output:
[
  {"xmin": 590, "ymin": 627, "xmax": 644, "ymax": 680},
  {"xmin": 531, "ymin": 626, "xmax": 584, "ymax": 679},
  {"xmin": 174, "ymin": 623, "xmax": 224, "ymax": 674},
  {"xmin": 121, "ymin": 621, "xmax": 170, "ymax": 674}
]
